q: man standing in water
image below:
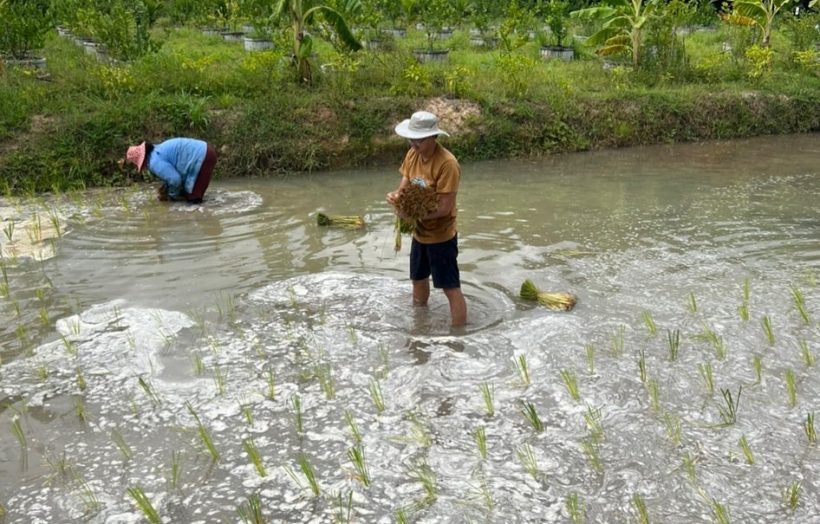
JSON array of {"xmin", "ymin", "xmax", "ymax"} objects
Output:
[{"xmin": 387, "ymin": 111, "xmax": 467, "ymax": 327}]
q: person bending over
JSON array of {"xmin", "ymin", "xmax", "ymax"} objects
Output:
[{"xmin": 125, "ymin": 137, "xmax": 217, "ymax": 204}]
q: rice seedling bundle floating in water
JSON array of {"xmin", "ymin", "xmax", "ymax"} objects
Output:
[
  {"xmin": 316, "ymin": 213, "xmax": 365, "ymax": 230},
  {"xmin": 520, "ymin": 279, "xmax": 577, "ymax": 311}
]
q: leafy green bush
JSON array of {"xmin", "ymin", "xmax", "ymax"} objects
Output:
[
  {"xmin": 0, "ymin": 0, "xmax": 53, "ymax": 59},
  {"xmin": 92, "ymin": 0, "xmax": 160, "ymax": 61}
]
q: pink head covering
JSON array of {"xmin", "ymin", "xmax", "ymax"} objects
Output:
[{"xmin": 125, "ymin": 142, "xmax": 147, "ymax": 171}]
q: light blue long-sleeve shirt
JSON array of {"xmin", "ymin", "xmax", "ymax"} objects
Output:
[{"xmin": 146, "ymin": 138, "xmax": 207, "ymax": 200}]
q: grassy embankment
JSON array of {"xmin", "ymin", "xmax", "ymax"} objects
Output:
[{"xmin": 0, "ymin": 24, "xmax": 818, "ymax": 195}]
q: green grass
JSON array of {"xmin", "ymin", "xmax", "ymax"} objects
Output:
[
  {"xmin": 343, "ymin": 409, "xmax": 362, "ymax": 444},
  {"xmin": 265, "ymin": 369, "xmax": 276, "ymax": 400},
  {"xmin": 667, "ymin": 329, "xmax": 681, "ymax": 361},
  {"xmin": 584, "ymin": 404, "xmax": 605, "ymax": 442},
  {"xmin": 2, "ymin": 24, "xmax": 817, "ymax": 196},
  {"xmin": 646, "ymin": 378, "xmax": 661, "ymax": 413},
  {"xmin": 710, "ymin": 498, "xmax": 731, "ymax": 524},
  {"xmin": 520, "ymin": 401, "xmax": 544, "ymax": 432},
  {"xmin": 474, "ymin": 426, "xmax": 488, "ymax": 460},
  {"xmin": 798, "ymin": 339, "xmax": 815, "ymax": 367},
  {"xmin": 566, "ymin": 493, "xmax": 584, "ymax": 524},
  {"xmin": 739, "ymin": 435, "xmax": 755, "ymax": 465},
  {"xmin": 662, "ymin": 412, "xmax": 682, "ymax": 446},
  {"xmin": 285, "ymin": 453, "xmax": 321, "ymax": 496},
  {"xmin": 111, "ymin": 429, "xmax": 133, "ymax": 460},
  {"xmin": 11, "ymin": 414, "xmax": 26, "ymax": 449},
  {"xmin": 479, "ymin": 382, "xmax": 495, "ymax": 417},
  {"xmin": 717, "ymin": 386, "xmax": 742, "ymax": 426},
  {"xmin": 641, "ymin": 310, "xmax": 658, "ymax": 336},
  {"xmin": 167, "ymin": 450, "xmax": 182, "ymax": 490},
  {"xmin": 790, "ymin": 285, "xmax": 810, "ymax": 324},
  {"xmin": 804, "ymin": 412, "xmax": 816, "ymax": 445},
  {"xmin": 514, "ymin": 354, "xmax": 531, "ymax": 387},
  {"xmin": 315, "ymin": 363, "xmax": 336, "ymax": 400},
  {"xmin": 585, "ymin": 343, "xmax": 595, "ymax": 374},
  {"xmin": 611, "ymin": 325, "xmax": 625, "ymax": 356},
  {"xmin": 333, "ymin": 491, "xmax": 353, "ymax": 524},
  {"xmin": 687, "ymin": 292, "xmax": 698, "ymax": 314},
  {"xmin": 137, "ymin": 376, "xmax": 161, "ymax": 407},
  {"xmin": 368, "ymin": 378, "xmax": 385, "ymax": 414},
  {"xmin": 753, "ymin": 354, "xmax": 763, "ymax": 384},
  {"xmin": 291, "ymin": 395, "xmax": 304, "ymax": 433},
  {"xmin": 243, "ymin": 437, "xmax": 267, "ymax": 477},
  {"xmin": 516, "ymin": 443, "xmax": 539, "ymax": 479},
  {"xmin": 560, "ymin": 368, "xmax": 581, "ymax": 401},
  {"xmin": 186, "ymin": 401, "xmax": 219, "ymax": 462},
  {"xmin": 784, "ymin": 369, "xmax": 797, "ymax": 408},
  {"xmin": 783, "ymin": 481, "xmax": 801, "ymax": 513},
  {"xmin": 698, "ymin": 361, "xmax": 714, "ymax": 396},
  {"xmin": 237, "ymin": 493, "xmax": 266, "ymax": 524},
  {"xmin": 638, "ymin": 349, "xmax": 647, "ymax": 384},
  {"xmin": 127, "ymin": 485, "xmax": 161, "ymax": 524},
  {"xmin": 581, "ymin": 437, "xmax": 603, "ymax": 473},
  {"xmin": 410, "ymin": 460, "xmax": 437, "ymax": 504},
  {"xmin": 346, "ymin": 445, "xmax": 371, "ymax": 487},
  {"xmin": 761, "ymin": 315, "xmax": 775, "ymax": 346},
  {"xmin": 632, "ymin": 493, "xmax": 650, "ymax": 524}
]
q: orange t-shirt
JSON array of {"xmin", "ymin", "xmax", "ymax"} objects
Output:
[{"xmin": 399, "ymin": 143, "xmax": 460, "ymax": 244}]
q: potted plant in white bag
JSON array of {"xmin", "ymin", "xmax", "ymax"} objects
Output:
[{"xmin": 539, "ymin": 0, "xmax": 575, "ymax": 61}]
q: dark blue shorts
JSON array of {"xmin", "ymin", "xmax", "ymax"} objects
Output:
[{"xmin": 410, "ymin": 235, "xmax": 461, "ymax": 289}]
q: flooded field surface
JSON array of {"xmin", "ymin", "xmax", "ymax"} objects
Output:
[{"xmin": 1, "ymin": 134, "xmax": 818, "ymax": 523}]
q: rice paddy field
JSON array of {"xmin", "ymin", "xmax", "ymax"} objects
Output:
[{"xmin": 0, "ymin": 134, "xmax": 818, "ymax": 523}]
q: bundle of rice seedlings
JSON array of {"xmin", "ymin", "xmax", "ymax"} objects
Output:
[
  {"xmin": 520, "ymin": 279, "xmax": 577, "ymax": 311},
  {"xmin": 393, "ymin": 217, "xmax": 415, "ymax": 252},
  {"xmin": 317, "ymin": 213, "xmax": 365, "ymax": 230},
  {"xmin": 392, "ymin": 183, "xmax": 438, "ymax": 252},
  {"xmin": 394, "ymin": 184, "xmax": 439, "ymax": 221}
]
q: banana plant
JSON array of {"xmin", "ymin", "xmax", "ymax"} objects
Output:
[
  {"xmin": 571, "ymin": 0, "xmax": 657, "ymax": 68},
  {"xmin": 733, "ymin": 0, "xmax": 791, "ymax": 47},
  {"xmin": 273, "ymin": 0, "xmax": 362, "ymax": 84}
]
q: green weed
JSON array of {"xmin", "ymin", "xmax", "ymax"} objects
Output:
[
  {"xmin": 237, "ymin": 493, "xmax": 266, "ymax": 523},
  {"xmin": 566, "ymin": 492, "xmax": 584, "ymax": 524},
  {"xmin": 520, "ymin": 401, "xmax": 544, "ymax": 432},
  {"xmin": 632, "ymin": 493, "xmax": 650, "ymax": 524},
  {"xmin": 516, "ymin": 443, "xmax": 539, "ymax": 479},
  {"xmin": 127, "ymin": 485, "xmax": 161, "ymax": 524},
  {"xmin": 699, "ymin": 362, "xmax": 714, "ymax": 396},
  {"xmin": 243, "ymin": 437, "xmax": 267, "ymax": 477},
  {"xmin": 717, "ymin": 386, "xmax": 742, "ymax": 426},
  {"xmin": 739, "ymin": 435, "xmax": 754, "ymax": 465},
  {"xmin": 368, "ymin": 378, "xmax": 385, "ymax": 414},
  {"xmin": 479, "ymin": 382, "xmax": 495, "ymax": 417},
  {"xmin": 346, "ymin": 445, "xmax": 371, "ymax": 487},
  {"xmin": 761, "ymin": 315, "xmax": 775, "ymax": 346},
  {"xmin": 560, "ymin": 368, "xmax": 580, "ymax": 401},
  {"xmin": 186, "ymin": 402, "xmax": 219, "ymax": 462},
  {"xmin": 641, "ymin": 310, "xmax": 658, "ymax": 336},
  {"xmin": 474, "ymin": 426, "xmax": 487, "ymax": 460},
  {"xmin": 784, "ymin": 369, "xmax": 797, "ymax": 408}
]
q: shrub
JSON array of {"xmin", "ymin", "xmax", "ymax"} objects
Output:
[{"xmin": 0, "ymin": 0, "xmax": 53, "ymax": 59}]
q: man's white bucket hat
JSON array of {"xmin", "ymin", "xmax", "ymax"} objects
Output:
[{"xmin": 395, "ymin": 111, "xmax": 450, "ymax": 139}]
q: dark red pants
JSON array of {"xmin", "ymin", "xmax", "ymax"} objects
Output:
[{"xmin": 188, "ymin": 144, "xmax": 217, "ymax": 202}]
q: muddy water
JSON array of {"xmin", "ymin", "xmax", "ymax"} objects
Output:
[{"xmin": 0, "ymin": 134, "xmax": 818, "ymax": 523}]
